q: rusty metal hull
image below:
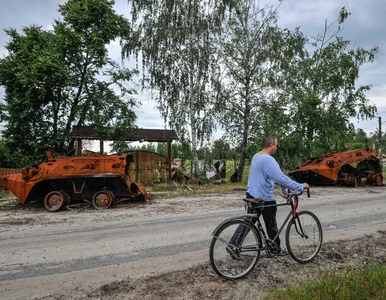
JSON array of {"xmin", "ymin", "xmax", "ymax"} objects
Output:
[
  {"xmin": 0, "ymin": 152, "xmax": 149, "ymax": 210},
  {"xmin": 289, "ymin": 147, "xmax": 383, "ymax": 187}
]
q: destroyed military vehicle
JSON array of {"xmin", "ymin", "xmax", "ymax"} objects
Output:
[
  {"xmin": 0, "ymin": 151, "xmax": 149, "ymax": 211},
  {"xmin": 289, "ymin": 147, "xmax": 383, "ymax": 187}
]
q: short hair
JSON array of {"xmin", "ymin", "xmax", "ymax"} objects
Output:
[{"xmin": 263, "ymin": 136, "xmax": 277, "ymax": 148}]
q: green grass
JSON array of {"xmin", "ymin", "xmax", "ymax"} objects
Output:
[
  {"xmin": 0, "ymin": 190, "xmax": 13, "ymax": 199},
  {"xmin": 149, "ymin": 161, "xmax": 249, "ymax": 197},
  {"xmin": 264, "ymin": 264, "xmax": 386, "ymax": 300},
  {"xmin": 149, "ymin": 181, "xmax": 247, "ymax": 198}
]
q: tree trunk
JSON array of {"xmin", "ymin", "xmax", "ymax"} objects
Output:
[{"xmin": 191, "ymin": 116, "xmax": 199, "ymax": 178}]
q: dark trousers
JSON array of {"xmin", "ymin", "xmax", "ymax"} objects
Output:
[{"xmin": 229, "ymin": 193, "xmax": 280, "ymax": 249}]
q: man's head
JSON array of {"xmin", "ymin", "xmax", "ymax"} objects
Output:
[{"xmin": 263, "ymin": 136, "xmax": 278, "ymax": 154}]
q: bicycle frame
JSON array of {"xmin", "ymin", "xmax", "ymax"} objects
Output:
[
  {"xmin": 211, "ymin": 193, "xmax": 309, "ymax": 253},
  {"xmin": 240, "ymin": 195, "xmax": 308, "ymax": 251}
]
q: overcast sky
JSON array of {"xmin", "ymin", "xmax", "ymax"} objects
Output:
[{"xmin": 0, "ymin": 0, "xmax": 385, "ymax": 139}]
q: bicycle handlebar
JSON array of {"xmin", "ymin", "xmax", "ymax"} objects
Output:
[{"xmin": 281, "ymin": 187, "xmax": 310, "ymax": 198}]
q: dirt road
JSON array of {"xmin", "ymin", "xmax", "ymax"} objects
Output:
[{"xmin": 0, "ymin": 186, "xmax": 385, "ymax": 299}]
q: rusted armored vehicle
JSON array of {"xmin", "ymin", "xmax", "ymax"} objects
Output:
[
  {"xmin": 289, "ymin": 147, "xmax": 383, "ymax": 187},
  {"xmin": 0, "ymin": 151, "xmax": 149, "ymax": 211}
]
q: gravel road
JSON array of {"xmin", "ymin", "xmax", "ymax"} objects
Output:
[{"xmin": 0, "ymin": 185, "xmax": 385, "ymax": 299}]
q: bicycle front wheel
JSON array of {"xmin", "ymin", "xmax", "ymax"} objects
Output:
[
  {"xmin": 209, "ymin": 219, "xmax": 262, "ymax": 280},
  {"xmin": 285, "ymin": 210, "xmax": 323, "ymax": 263}
]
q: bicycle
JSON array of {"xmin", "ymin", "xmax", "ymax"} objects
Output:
[{"xmin": 209, "ymin": 188, "xmax": 323, "ymax": 280}]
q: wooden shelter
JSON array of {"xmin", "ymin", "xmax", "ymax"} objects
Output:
[{"xmin": 71, "ymin": 125, "xmax": 177, "ymax": 181}]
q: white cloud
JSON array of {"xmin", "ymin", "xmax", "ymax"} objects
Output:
[{"xmin": 367, "ymin": 84, "xmax": 386, "ymax": 110}]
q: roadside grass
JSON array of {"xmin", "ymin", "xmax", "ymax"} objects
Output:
[
  {"xmin": 149, "ymin": 181, "xmax": 247, "ymax": 197},
  {"xmin": 264, "ymin": 263, "xmax": 386, "ymax": 300},
  {"xmin": 0, "ymin": 189, "xmax": 12, "ymax": 199},
  {"xmin": 149, "ymin": 164, "xmax": 249, "ymax": 197},
  {"xmin": 0, "ymin": 190, "xmax": 19, "ymax": 207}
]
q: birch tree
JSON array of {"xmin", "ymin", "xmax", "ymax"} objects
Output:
[
  {"xmin": 213, "ymin": 0, "xmax": 297, "ymax": 181},
  {"xmin": 122, "ymin": 0, "xmax": 235, "ymax": 177}
]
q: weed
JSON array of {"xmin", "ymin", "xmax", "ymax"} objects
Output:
[{"xmin": 264, "ymin": 264, "xmax": 386, "ymax": 300}]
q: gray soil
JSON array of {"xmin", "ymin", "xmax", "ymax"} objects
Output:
[{"xmin": 39, "ymin": 231, "xmax": 386, "ymax": 300}]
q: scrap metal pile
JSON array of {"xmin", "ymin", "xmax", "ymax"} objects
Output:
[
  {"xmin": 0, "ymin": 151, "xmax": 149, "ymax": 212},
  {"xmin": 289, "ymin": 147, "xmax": 383, "ymax": 187}
]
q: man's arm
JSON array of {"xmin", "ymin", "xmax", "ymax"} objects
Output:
[{"xmin": 266, "ymin": 157, "xmax": 304, "ymax": 191}]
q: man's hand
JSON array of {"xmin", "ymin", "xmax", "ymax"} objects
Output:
[
  {"xmin": 279, "ymin": 187, "xmax": 289, "ymax": 198},
  {"xmin": 303, "ymin": 182, "xmax": 310, "ymax": 189}
]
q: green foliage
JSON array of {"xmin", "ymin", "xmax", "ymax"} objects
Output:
[
  {"xmin": 265, "ymin": 264, "xmax": 386, "ymax": 300},
  {"xmin": 351, "ymin": 142, "xmax": 366, "ymax": 150},
  {"xmin": 213, "ymin": 1, "xmax": 296, "ymax": 180},
  {"xmin": 272, "ymin": 7, "xmax": 378, "ymax": 167},
  {"xmin": 0, "ymin": 0, "xmax": 138, "ymax": 165},
  {"xmin": 123, "ymin": 0, "xmax": 236, "ymax": 177},
  {"xmin": 212, "ymin": 139, "xmax": 235, "ymax": 160}
]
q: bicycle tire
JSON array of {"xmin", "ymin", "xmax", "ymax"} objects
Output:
[
  {"xmin": 285, "ymin": 210, "xmax": 323, "ymax": 263},
  {"xmin": 209, "ymin": 219, "xmax": 262, "ymax": 280}
]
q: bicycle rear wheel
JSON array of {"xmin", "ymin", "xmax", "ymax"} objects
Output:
[
  {"xmin": 209, "ymin": 219, "xmax": 262, "ymax": 280},
  {"xmin": 285, "ymin": 210, "xmax": 323, "ymax": 263}
]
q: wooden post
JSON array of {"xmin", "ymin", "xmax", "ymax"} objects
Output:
[
  {"xmin": 379, "ymin": 117, "xmax": 383, "ymax": 171},
  {"xmin": 100, "ymin": 140, "xmax": 104, "ymax": 155},
  {"xmin": 77, "ymin": 138, "xmax": 82, "ymax": 157},
  {"xmin": 168, "ymin": 141, "xmax": 172, "ymax": 181},
  {"xmin": 136, "ymin": 150, "xmax": 140, "ymax": 182}
]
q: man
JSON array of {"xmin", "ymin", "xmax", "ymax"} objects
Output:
[{"xmin": 229, "ymin": 136, "xmax": 309, "ymax": 257}]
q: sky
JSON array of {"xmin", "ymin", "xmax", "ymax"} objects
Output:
[{"xmin": 0, "ymin": 0, "xmax": 385, "ymax": 146}]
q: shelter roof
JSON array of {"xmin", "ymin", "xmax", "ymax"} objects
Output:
[{"xmin": 71, "ymin": 125, "xmax": 177, "ymax": 142}]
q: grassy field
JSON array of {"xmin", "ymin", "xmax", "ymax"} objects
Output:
[
  {"xmin": 264, "ymin": 264, "xmax": 386, "ymax": 300},
  {"xmin": 149, "ymin": 160, "xmax": 249, "ymax": 196}
]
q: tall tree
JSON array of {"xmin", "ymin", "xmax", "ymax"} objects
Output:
[
  {"xmin": 0, "ymin": 0, "xmax": 138, "ymax": 164},
  {"xmin": 275, "ymin": 7, "xmax": 378, "ymax": 168},
  {"xmin": 213, "ymin": 0, "xmax": 295, "ymax": 181},
  {"xmin": 122, "ymin": 0, "xmax": 236, "ymax": 177}
]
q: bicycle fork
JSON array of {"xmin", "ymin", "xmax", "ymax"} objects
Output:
[{"xmin": 293, "ymin": 215, "xmax": 309, "ymax": 238}]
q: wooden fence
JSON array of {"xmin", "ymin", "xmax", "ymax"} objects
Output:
[
  {"xmin": 0, "ymin": 167, "xmax": 21, "ymax": 176},
  {"xmin": 125, "ymin": 150, "xmax": 169, "ymax": 186}
]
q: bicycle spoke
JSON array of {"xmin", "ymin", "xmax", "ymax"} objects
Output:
[
  {"xmin": 285, "ymin": 211, "xmax": 323, "ymax": 263},
  {"xmin": 209, "ymin": 219, "xmax": 262, "ymax": 280}
]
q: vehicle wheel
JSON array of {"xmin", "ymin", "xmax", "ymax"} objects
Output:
[
  {"xmin": 60, "ymin": 191, "xmax": 71, "ymax": 207},
  {"xmin": 104, "ymin": 190, "xmax": 115, "ymax": 206},
  {"xmin": 285, "ymin": 211, "xmax": 323, "ymax": 263},
  {"xmin": 209, "ymin": 219, "xmax": 262, "ymax": 280},
  {"xmin": 375, "ymin": 174, "xmax": 383, "ymax": 186},
  {"xmin": 44, "ymin": 191, "xmax": 66, "ymax": 212},
  {"xmin": 92, "ymin": 190, "xmax": 114, "ymax": 209}
]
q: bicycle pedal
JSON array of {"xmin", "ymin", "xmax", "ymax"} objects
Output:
[{"xmin": 226, "ymin": 246, "xmax": 241, "ymax": 260}]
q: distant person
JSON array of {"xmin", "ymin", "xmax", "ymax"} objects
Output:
[{"xmin": 228, "ymin": 136, "xmax": 309, "ymax": 257}]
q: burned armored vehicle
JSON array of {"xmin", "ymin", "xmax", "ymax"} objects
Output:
[
  {"xmin": 0, "ymin": 151, "xmax": 149, "ymax": 211},
  {"xmin": 289, "ymin": 147, "xmax": 383, "ymax": 187}
]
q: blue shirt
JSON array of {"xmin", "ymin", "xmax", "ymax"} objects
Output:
[{"xmin": 246, "ymin": 153, "xmax": 303, "ymax": 202}]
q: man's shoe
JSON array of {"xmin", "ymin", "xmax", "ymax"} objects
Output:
[
  {"xmin": 226, "ymin": 246, "xmax": 241, "ymax": 260},
  {"xmin": 276, "ymin": 249, "xmax": 288, "ymax": 256}
]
